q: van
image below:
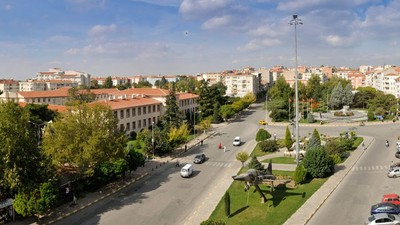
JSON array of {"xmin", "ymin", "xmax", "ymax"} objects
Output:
[{"xmin": 180, "ymin": 164, "xmax": 193, "ymax": 178}]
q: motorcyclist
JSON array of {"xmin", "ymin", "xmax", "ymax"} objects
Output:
[{"xmin": 386, "ymin": 140, "xmax": 390, "ymax": 147}]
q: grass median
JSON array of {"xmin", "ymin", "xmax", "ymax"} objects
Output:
[{"xmin": 208, "ymin": 169, "xmax": 327, "ymax": 225}]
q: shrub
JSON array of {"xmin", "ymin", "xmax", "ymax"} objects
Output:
[
  {"xmin": 224, "ymin": 191, "xmax": 230, "ymax": 217},
  {"xmin": 236, "ymin": 151, "xmax": 249, "ymax": 167},
  {"xmin": 256, "ymin": 128, "xmax": 271, "ymax": 142},
  {"xmin": 200, "ymin": 219, "xmax": 226, "ymax": 225},
  {"xmin": 324, "ymin": 139, "xmax": 342, "ymax": 155},
  {"xmin": 129, "ymin": 131, "xmax": 137, "ymax": 140},
  {"xmin": 331, "ymin": 153, "xmax": 342, "ymax": 164},
  {"xmin": 293, "ymin": 164, "xmax": 307, "ymax": 185},
  {"xmin": 302, "ymin": 146, "xmax": 334, "ymax": 178},
  {"xmin": 367, "ymin": 108, "xmax": 375, "ymax": 121},
  {"xmin": 248, "ymin": 156, "xmax": 265, "ymax": 172},
  {"xmin": 307, "ymin": 113, "xmax": 315, "ymax": 123},
  {"xmin": 258, "ymin": 140, "xmax": 278, "ymax": 152}
]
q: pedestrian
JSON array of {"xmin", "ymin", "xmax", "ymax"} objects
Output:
[
  {"xmin": 320, "ymin": 112, "xmax": 322, "ymax": 118},
  {"xmin": 274, "ymin": 134, "xmax": 277, "ymax": 141},
  {"xmin": 175, "ymin": 159, "xmax": 180, "ymax": 167},
  {"xmin": 218, "ymin": 143, "xmax": 222, "ymax": 149},
  {"xmin": 362, "ymin": 142, "xmax": 365, "ymax": 150},
  {"xmin": 184, "ymin": 144, "xmax": 187, "ymax": 152},
  {"xmin": 223, "ymin": 146, "xmax": 226, "ymax": 152},
  {"xmin": 200, "ymin": 140, "xmax": 203, "ymax": 146}
]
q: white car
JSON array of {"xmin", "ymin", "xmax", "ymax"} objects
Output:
[
  {"xmin": 233, "ymin": 136, "xmax": 241, "ymax": 146},
  {"xmin": 387, "ymin": 167, "xmax": 400, "ymax": 178},
  {"xmin": 365, "ymin": 213, "xmax": 400, "ymax": 225}
]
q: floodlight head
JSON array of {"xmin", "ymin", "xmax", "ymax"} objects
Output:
[{"xmin": 293, "ymin": 15, "xmax": 298, "ymax": 19}]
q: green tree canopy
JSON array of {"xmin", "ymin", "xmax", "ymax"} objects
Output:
[{"xmin": 42, "ymin": 103, "xmax": 127, "ymax": 177}]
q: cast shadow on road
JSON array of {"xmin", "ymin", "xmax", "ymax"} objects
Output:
[{"xmin": 48, "ymin": 160, "xmax": 183, "ymax": 225}]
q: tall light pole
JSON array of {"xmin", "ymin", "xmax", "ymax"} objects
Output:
[
  {"xmin": 289, "ymin": 14, "xmax": 303, "ymax": 165},
  {"xmin": 152, "ymin": 121, "xmax": 155, "ymax": 159},
  {"xmin": 194, "ymin": 109, "xmax": 196, "ymax": 137}
]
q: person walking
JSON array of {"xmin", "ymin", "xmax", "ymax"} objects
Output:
[{"xmin": 223, "ymin": 146, "xmax": 226, "ymax": 152}]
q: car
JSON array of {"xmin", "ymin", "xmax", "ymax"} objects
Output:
[
  {"xmin": 233, "ymin": 136, "xmax": 241, "ymax": 146},
  {"xmin": 387, "ymin": 167, "xmax": 400, "ymax": 178},
  {"xmin": 371, "ymin": 202, "xmax": 400, "ymax": 215},
  {"xmin": 193, "ymin": 154, "xmax": 206, "ymax": 164},
  {"xmin": 365, "ymin": 213, "xmax": 400, "ymax": 225},
  {"xmin": 259, "ymin": 120, "xmax": 267, "ymax": 125},
  {"xmin": 382, "ymin": 194, "xmax": 400, "ymax": 205}
]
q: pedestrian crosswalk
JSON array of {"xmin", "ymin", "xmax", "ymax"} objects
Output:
[
  {"xmin": 351, "ymin": 165, "xmax": 390, "ymax": 172},
  {"xmin": 178, "ymin": 158, "xmax": 232, "ymax": 168}
]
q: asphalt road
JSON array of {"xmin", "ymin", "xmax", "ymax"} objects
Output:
[
  {"xmin": 306, "ymin": 124, "xmax": 400, "ymax": 225},
  {"xmin": 52, "ymin": 104, "xmax": 265, "ymax": 225},
  {"xmin": 51, "ymin": 103, "xmax": 395, "ymax": 225}
]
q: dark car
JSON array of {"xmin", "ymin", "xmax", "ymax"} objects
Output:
[
  {"xmin": 193, "ymin": 154, "xmax": 206, "ymax": 164},
  {"xmin": 371, "ymin": 202, "xmax": 400, "ymax": 215}
]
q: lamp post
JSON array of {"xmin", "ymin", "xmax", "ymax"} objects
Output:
[
  {"xmin": 151, "ymin": 121, "xmax": 155, "ymax": 159},
  {"xmin": 289, "ymin": 14, "xmax": 303, "ymax": 165},
  {"xmin": 194, "ymin": 109, "xmax": 196, "ymax": 137}
]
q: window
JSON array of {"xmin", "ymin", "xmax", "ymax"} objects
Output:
[
  {"xmin": 120, "ymin": 110, "xmax": 124, "ymax": 119},
  {"xmin": 138, "ymin": 107, "xmax": 141, "ymax": 115},
  {"xmin": 132, "ymin": 121, "xmax": 136, "ymax": 130},
  {"xmin": 143, "ymin": 106, "xmax": 146, "ymax": 114},
  {"xmin": 132, "ymin": 108, "xmax": 136, "ymax": 116},
  {"xmin": 143, "ymin": 119, "xmax": 147, "ymax": 127},
  {"xmin": 153, "ymin": 105, "xmax": 155, "ymax": 112},
  {"xmin": 138, "ymin": 120, "xmax": 141, "ymax": 129},
  {"xmin": 120, "ymin": 124, "xmax": 124, "ymax": 130},
  {"xmin": 126, "ymin": 123, "xmax": 130, "ymax": 131},
  {"xmin": 126, "ymin": 109, "xmax": 130, "ymax": 118}
]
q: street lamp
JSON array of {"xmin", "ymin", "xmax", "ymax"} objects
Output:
[
  {"xmin": 151, "ymin": 121, "xmax": 155, "ymax": 159},
  {"xmin": 289, "ymin": 14, "xmax": 303, "ymax": 165}
]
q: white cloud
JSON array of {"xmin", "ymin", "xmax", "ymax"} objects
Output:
[
  {"xmin": 4, "ymin": 4, "xmax": 13, "ymax": 10},
  {"xmin": 202, "ymin": 15, "xmax": 233, "ymax": 30},
  {"xmin": 87, "ymin": 24, "xmax": 117, "ymax": 36},
  {"xmin": 179, "ymin": 0, "xmax": 233, "ymax": 19}
]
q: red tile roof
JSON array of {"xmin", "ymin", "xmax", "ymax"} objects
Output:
[
  {"xmin": 93, "ymin": 97, "xmax": 162, "ymax": 110},
  {"xmin": 18, "ymin": 87, "xmax": 70, "ymax": 98}
]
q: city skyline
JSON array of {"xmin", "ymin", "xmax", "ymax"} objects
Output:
[{"xmin": 0, "ymin": 0, "xmax": 399, "ymax": 80}]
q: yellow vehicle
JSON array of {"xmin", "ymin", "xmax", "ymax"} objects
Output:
[{"xmin": 259, "ymin": 120, "xmax": 267, "ymax": 125}]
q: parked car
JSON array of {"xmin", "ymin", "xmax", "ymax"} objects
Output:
[
  {"xmin": 387, "ymin": 167, "xmax": 400, "ymax": 178},
  {"xmin": 371, "ymin": 202, "xmax": 400, "ymax": 215},
  {"xmin": 259, "ymin": 120, "xmax": 267, "ymax": 125},
  {"xmin": 233, "ymin": 136, "xmax": 241, "ymax": 146},
  {"xmin": 382, "ymin": 194, "xmax": 400, "ymax": 205},
  {"xmin": 180, "ymin": 164, "xmax": 193, "ymax": 178},
  {"xmin": 365, "ymin": 213, "xmax": 400, "ymax": 225},
  {"xmin": 193, "ymin": 154, "xmax": 206, "ymax": 164}
]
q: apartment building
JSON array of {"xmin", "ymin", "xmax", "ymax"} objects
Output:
[
  {"xmin": 19, "ymin": 80, "xmax": 78, "ymax": 91},
  {"xmin": 35, "ymin": 68, "xmax": 91, "ymax": 87},
  {"xmin": 224, "ymin": 72, "xmax": 261, "ymax": 98},
  {"xmin": 0, "ymin": 79, "xmax": 19, "ymax": 93}
]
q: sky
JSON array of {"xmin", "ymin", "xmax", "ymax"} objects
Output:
[{"xmin": 0, "ymin": 0, "xmax": 399, "ymax": 80}]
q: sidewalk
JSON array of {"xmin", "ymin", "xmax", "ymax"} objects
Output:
[{"xmin": 10, "ymin": 127, "xmax": 218, "ymax": 225}]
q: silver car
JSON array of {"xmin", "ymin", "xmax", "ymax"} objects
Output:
[
  {"xmin": 387, "ymin": 167, "xmax": 400, "ymax": 178},
  {"xmin": 365, "ymin": 213, "xmax": 400, "ymax": 225}
]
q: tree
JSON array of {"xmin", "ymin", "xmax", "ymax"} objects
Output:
[
  {"xmin": 367, "ymin": 108, "xmax": 375, "ymax": 121},
  {"xmin": 343, "ymin": 83, "xmax": 354, "ymax": 106},
  {"xmin": 293, "ymin": 164, "xmax": 307, "ymax": 185},
  {"xmin": 13, "ymin": 182, "xmax": 58, "ymax": 217},
  {"xmin": 236, "ymin": 151, "xmax": 249, "ymax": 167},
  {"xmin": 162, "ymin": 83, "xmax": 185, "ymax": 130},
  {"xmin": 306, "ymin": 74, "xmax": 322, "ymax": 101},
  {"xmin": 307, "ymin": 128, "xmax": 321, "ymax": 150},
  {"xmin": 256, "ymin": 128, "xmax": 271, "ymax": 142},
  {"xmin": 220, "ymin": 105, "xmax": 235, "ymax": 121},
  {"xmin": 352, "ymin": 86, "xmax": 377, "ymax": 109},
  {"xmin": 168, "ymin": 123, "xmax": 190, "ymax": 148},
  {"xmin": 329, "ymin": 83, "xmax": 343, "ymax": 109},
  {"xmin": 0, "ymin": 102, "xmax": 53, "ymax": 198},
  {"xmin": 66, "ymin": 87, "xmax": 96, "ymax": 106},
  {"xmin": 224, "ymin": 191, "xmax": 230, "ymax": 217},
  {"xmin": 42, "ymin": 103, "xmax": 128, "ymax": 177},
  {"xmin": 104, "ymin": 76, "xmax": 113, "ymax": 88},
  {"xmin": 135, "ymin": 80, "xmax": 152, "ymax": 88},
  {"xmin": 126, "ymin": 149, "xmax": 145, "ymax": 173},
  {"xmin": 302, "ymin": 146, "xmax": 334, "ymax": 178},
  {"xmin": 284, "ymin": 126, "xmax": 293, "ymax": 151}
]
